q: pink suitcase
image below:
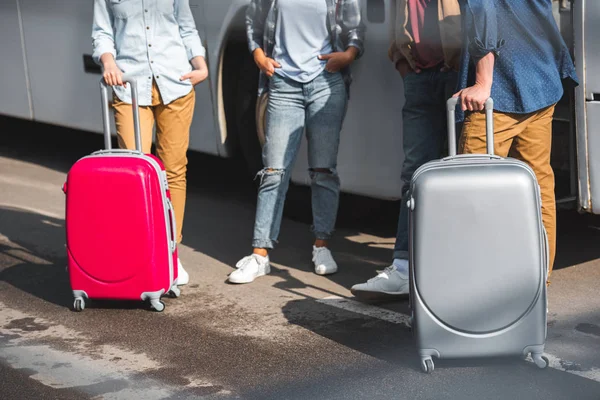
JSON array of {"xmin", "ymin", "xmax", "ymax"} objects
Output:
[{"xmin": 63, "ymin": 76, "xmax": 179, "ymax": 312}]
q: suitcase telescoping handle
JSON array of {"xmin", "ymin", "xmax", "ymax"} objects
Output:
[
  {"xmin": 100, "ymin": 75, "xmax": 142, "ymax": 152},
  {"xmin": 446, "ymin": 97, "xmax": 494, "ymax": 157}
]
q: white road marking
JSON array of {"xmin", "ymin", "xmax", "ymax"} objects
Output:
[
  {"xmin": 0, "ymin": 203, "xmax": 64, "ymax": 220},
  {"xmin": 317, "ymin": 295, "xmax": 600, "ymax": 384},
  {"xmin": 317, "ymin": 295, "xmax": 411, "ymax": 327}
]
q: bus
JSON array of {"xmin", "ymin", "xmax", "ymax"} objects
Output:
[{"xmin": 0, "ymin": 0, "xmax": 598, "ymax": 214}]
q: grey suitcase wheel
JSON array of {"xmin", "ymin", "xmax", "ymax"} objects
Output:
[
  {"xmin": 421, "ymin": 358, "xmax": 434, "ymax": 373},
  {"xmin": 73, "ymin": 297, "xmax": 85, "ymax": 312},
  {"xmin": 150, "ymin": 299, "xmax": 165, "ymax": 312},
  {"xmin": 533, "ymin": 354, "xmax": 549, "ymax": 369}
]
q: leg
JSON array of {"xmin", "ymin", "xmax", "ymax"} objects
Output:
[
  {"xmin": 154, "ymin": 85, "xmax": 195, "ymax": 245},
  {"xmin": 510, "ymin": 105, "xmax": 557, "ymax": 279},
  {"xmin": 251, "ymin": 75, "xmax": 306, "ymax": 251},
  {"xmin": 229, "ymin": 76, "xmax": 305, "ymax": 284},
  {"xmin": 393, "ymin": 71, "xmax": 447, "ymax": 262},
  {"xmin": 351, "ymin": 70, "xmax": 446, "ymax": 301},
  {"xmin": 305, "ymin": 71, "xmax": 347, "ymax": 275},
  {"xmin": 305, "ymin": 71, "xmax": 347, "ymax": 245},
  {"xmin": 112, "ymin": 93, "xmax": 154, "ymax": 153}
]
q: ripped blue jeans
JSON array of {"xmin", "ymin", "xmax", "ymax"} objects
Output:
[{"xmin": 252, "ymin": 70, "xmax": 348, "ymax": 249}]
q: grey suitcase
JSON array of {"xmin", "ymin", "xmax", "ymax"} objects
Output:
[{"xmin": 407, "ymin": 97, "xmax": 549, "ymax": 373}]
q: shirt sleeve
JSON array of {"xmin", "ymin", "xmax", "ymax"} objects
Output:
[
  {"xmin": 175, "ymin": 0, "xmax": 206, "ymax": 60},
  {"xmin": 463, "ymin": 0, "xmax": 505, "ymax": 62},
  {"xmin": 91, "ymin": 0, "xmax": 116, "ymax": 65},
  {"xmin": 245, "ymin": 0, "xmax": 267, "ymax": 54}
]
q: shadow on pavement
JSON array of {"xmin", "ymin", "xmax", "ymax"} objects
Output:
[
  {"xmin": 0, "ymin": 206, "xmax": 72, "ymax": 308},
  {"xmin": 272, "ymin": 297, "xmax": 600, "ymax": 400},
  {"xmin": 0, "ymin": 206, "xmax": 158, "ymax": 311}
]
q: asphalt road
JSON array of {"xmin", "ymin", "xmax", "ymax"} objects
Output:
[{"xmin": 0, "ymin": 116, "xmax": 599, "ymax": 400}]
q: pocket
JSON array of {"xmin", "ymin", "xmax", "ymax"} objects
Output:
[
  {"xmin": 268, "ymin": 73, "xmax": 281, "ymax": 87},
  {"xmin": 110, "ymin": 0, "xmax": 141, "ymax": 19},
  {"xmin": 323, "ymin": 69, "xmax": 343, "ymax": 84},
  {"xmin": 156, "ymin": 0, "xmax": 174, "ymax": 15}
]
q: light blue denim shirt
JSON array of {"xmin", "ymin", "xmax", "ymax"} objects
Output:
[{"xmin": 92, "ymin": 0, "xmax": 206, "ymax": 106}]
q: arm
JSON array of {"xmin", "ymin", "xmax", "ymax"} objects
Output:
[
  {"xmin": 92, "ymin": 0, "xmax": 124, "ymax": 86},
  {"xmin": 246, "ymin": 0, "xmax": 280, "ymax": 77},
  {"xmin": 339, "ymin": 0, "xmax": 365, "ymax": 60},
  {"xmin": 464, "ymin": 0, "xmax": 503, "ymax": 64},
  {"xmin": 246, "ymin": 0, "xmax": 267, "ymax": 55},
  {"xmin": 453, "ymin": 0, "xmax": 504, "ymax": 111},
  {"xmin": 175, "ymin": 0, "xmax": 208, "ymax": 85},
  {"xmin": 318, "ymin": 0, "xmax": 365, "ymax": 72},
  {"xmin": 390, "ymin": 0, "xmax": 416, "ymax": 77}
]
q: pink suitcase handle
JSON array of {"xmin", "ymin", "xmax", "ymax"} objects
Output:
[
  {"xmin": 100, "ymin": 74, "xmax": 142, "ymax": 152},
  {"xmin": 447, "ymin": 97, "xmax": 494, "ymax": 156}
]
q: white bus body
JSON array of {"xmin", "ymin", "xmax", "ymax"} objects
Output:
[{"xmin": 0, "ymin": 0, "xmax": 597, "ymax": 213}]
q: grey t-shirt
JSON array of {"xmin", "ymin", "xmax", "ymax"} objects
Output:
[{"xmin": 272, "ymin": 0, "xmax": 333, "ymax": 83}]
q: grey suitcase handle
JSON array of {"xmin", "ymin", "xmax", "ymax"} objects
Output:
[
  {"xmin": 447, "ymin": 97, "xmax": 494, "ymax": 156},
  {"xmin": 100, "ymin": 74, "xmax": 142, "ymax": 152}
]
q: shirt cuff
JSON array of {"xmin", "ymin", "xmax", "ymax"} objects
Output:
[
  {"xmin": 92, "ymin": 43, "xmax": 116, "ymax": 65},
  {"xmin": 186, "ymin": 38, "xmax": 206, "ymax": 61},
  {"xmin": 346, "ymin": 38, "xmax": 364, "ymax": 59},
  {"xmin": 248, "ymin": 40, "xmax": 262, "ymax": 55},
  {"xmin": 469, "ymin": 37, "xmax": 505, "ymax": 63}
]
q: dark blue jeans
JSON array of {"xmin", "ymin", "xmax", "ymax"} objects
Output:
[{"xmin": 393, "ymin": 68, "xmax": 459, "ymax": 260}]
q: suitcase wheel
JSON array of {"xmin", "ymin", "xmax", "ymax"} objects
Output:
[
  {"xmin": 168, "ymin": 285, "xmax": 181, "ymax": 298},
  {"xmin": 532, "ymin": 354, "xmax": 549, "ymax": 369},
  {"xmin": 73, "ymin": 297, "xmax": 85, "ymax": 312},
  {"xmin": 150, "ymin": 299, "xmax": 166, "ymax": 312},
  {"xmin": 421, "ymin": 357, "xmax": 434, "ymax": 373}
]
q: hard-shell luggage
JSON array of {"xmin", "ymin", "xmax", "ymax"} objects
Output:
[
  {"xmin": 63, "ymin": 76, "xmax": 180, "ymax": 312},
  {"xmin": 407, "ymin": 97, "xmax": 549, "ymax": 373}
]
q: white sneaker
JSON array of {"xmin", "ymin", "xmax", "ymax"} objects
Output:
[
  {"xmin": 351, "ymin": 264, "xmax": 409, "ymax": 301},
  {"xmin": 312, "ymin": 246, "xmax": 338, "ymax": 275},
  {"xmin": 228, "ymin": 254, "xmax": 271, "ymax": 284},
  {"xmin": 176, "ymin": 258, "xmax": 189, "ymax": 285}
]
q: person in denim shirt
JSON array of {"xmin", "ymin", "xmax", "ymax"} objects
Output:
[
  {"xmin": 92, "ymin": 0, "xmax": 209, "ymax": 285},
  {"xmin": 351, "ymin": 0, "xmax": 462, "ymax": 301},
  {"xmin": 453, "ymin": 0, "xmax": 578, "ymax": 283},
  {"xmin": 229, "ymin": 0, "xmax": 365, "ymax": 284}
]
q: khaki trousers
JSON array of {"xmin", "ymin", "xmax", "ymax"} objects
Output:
[
  {"xmin": 459, "ymin": 105, "xmax": 557, "ymax": 280},
  {"xmin": 112, "ymin": 80, "xmax": 195, "ymax": 244}
]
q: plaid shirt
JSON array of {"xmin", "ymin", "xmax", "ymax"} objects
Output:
[{"xmin": 246, "ymin": 0, "xmax": 366, "ymax": 97}]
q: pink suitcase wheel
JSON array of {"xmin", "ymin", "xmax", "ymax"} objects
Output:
[
  {"xmin": 168, "ymin": 285, "xmax": 181, "ymax": 298},
  {"xmin": 150, "ymin": 299, "xmax": 165, "ymax": 312},
  {"xmin": 73, "ymin": 297, "xmax": 85, "ymax": 312}
]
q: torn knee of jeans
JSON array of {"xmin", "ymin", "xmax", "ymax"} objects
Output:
[
  {"xmin": 255, "ymin": 168, "xmax": 285, "ymax": 185},
  {"xmin": 309, "ymin": 168, "xmax": 337, "ymax": 179}
]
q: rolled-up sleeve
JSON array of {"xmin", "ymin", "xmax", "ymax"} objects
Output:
[
  {"xmin": 246, "ymin": 0, "xmax": 266, "ymax": 54},
  {"xmin": 339, "ymin": 0, "xmax": 366, "ymax": 59},
  {"xmin": 464, "ymin": 0, "xmax": 504, "ymax": 62},
  {"xmin": 175, "ymin": 0, "xmax": 206, "ymax": 60},
  {"xmin": 92, "ymin": 0, "xmax": 116, "ymax": 65}
]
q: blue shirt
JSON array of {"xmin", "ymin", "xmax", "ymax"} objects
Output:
[
  {"xmin": 456, "ymin": 0, "xmax": 578, "ymax": 117},
  {"xmin": 272, "ymin": 0, "xmax": 332, "ymax": 83},
  {"xmin": 92, "ymin": 0, "xmax": 206, "ymax": 106}
]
